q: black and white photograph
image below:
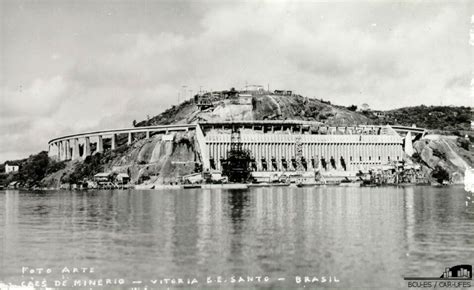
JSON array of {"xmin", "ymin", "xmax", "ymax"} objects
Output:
[{"xmin": 0, "ymin": 0, "xmax": 473, "ymax": 289}]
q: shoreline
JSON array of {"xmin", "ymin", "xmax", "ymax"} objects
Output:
[{"xmin": 2, "ymin": 183, "xmax": 464, "ymax": 192}]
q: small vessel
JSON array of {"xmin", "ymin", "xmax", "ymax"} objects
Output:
[
  {"xmin": 271, "ymin": 182, "xmax": 291, "ymax": 187},
  {"xmin": 183, "ymin": 184, "xmax": 202, "ymax": 189},
  {"xmin": 296, "ymin": 182, "xmax": 314, "ymax": 187},
  {"xmin": 248, "ymin": 183, "xmax": 271, "ymax": 188},
  {"xmin": 296, "ymin": 179, "xmax": 326, "ymax": 187},
  {"xmin": 201, "ymin": 184, "xmax": 248, "ymax": 189},
  {"xmin": 360, "ymin": 180, "xmax": 377, "ymax": 187},
  {"xmin": 325, "ymin": 180, "xmax": 341, "ymax": 186},
  {"xmin": 339, "ymin": 181, "xmax": 361, "ymax": 187}
]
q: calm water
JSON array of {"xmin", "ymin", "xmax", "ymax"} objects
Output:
[{"xmin": 1, "ymin": 186, "xmax": 473, "ymax": 289}]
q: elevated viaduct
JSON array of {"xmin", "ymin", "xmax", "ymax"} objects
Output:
[
  {"xmin": 48, "ymin": 121, "xmax": 427, "ymax": 173},
  {"xmin": 48, "ymin": 124, "xmax": 196, "ymax": 161}
]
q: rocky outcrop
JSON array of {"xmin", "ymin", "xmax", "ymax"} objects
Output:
[
  {"xmin": 138, "ymin": 93, "xmax": 372, "ymax": 126},
  {"xmin": 413, "ymin": 135, "xmax": 473, "ymax": 183},
  {"xmin": 107, "ymin": 131, "xmax": 199, "ymax": 184}
]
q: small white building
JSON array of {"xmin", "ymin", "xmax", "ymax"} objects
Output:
[{"xmin": 5, "ymin": 164, "xmax": 19, "ymax": 174}]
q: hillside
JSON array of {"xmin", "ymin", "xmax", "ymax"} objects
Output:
[
  {"xmin": 2, "ymin": 90, "xmax": 472, "ymax": 188},
  {"xmin": 136, "ymin": 92, "xmax": 373, "ymax": 127},
  {"xmin": 364, "ymin": 105, "xmax": 472, "ymax": 131},
  {"xmin": 137, "ymin": 93, "xmax": 471, "ymax": 132}
]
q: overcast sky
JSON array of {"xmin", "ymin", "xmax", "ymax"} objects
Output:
[{"xmin": 0, "ymin": 0, "xmax": 472, "ymax": 162}]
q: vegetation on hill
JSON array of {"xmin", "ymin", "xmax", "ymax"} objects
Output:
[
  {"xmin": 134, "ymin": 90, "xmax": 373, "ymax": 127},
  {"xmin": 2, "ymin": 89, "xmax": 471, "ymax": 188},
  {"xmin": 431, "ymin": 165, "xmax": 450, "ymax": 184},
  {"xmin": 0, "ymin": 151, "xmax": 66, "ymax": 188},
  {"xmin": 365, "ymin": 106, "xmax": 471, "ymax": 131},
  {"xmin": 133, "ymin": 89, "xmax": 471, "ymax": 131}
]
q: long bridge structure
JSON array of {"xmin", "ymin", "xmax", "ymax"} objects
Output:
[
  {"xmin": 48, "ymin": 124, "xmax": 196, "ymax": 161},
  {"xmin": 48, "ymin": 121, "xmax": 427, "ymax": 172}
]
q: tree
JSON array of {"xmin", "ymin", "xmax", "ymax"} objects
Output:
[
  {"xmin": 431, "ymin": 165, "xmax": 449, "ymax": 184},
  {"xmin": 347, "ymin": 105, "xmax": 358, "ymax": 111},
  {"xmin": 457, "ymin": 137, "xmax": 470, "ymax": 151}
]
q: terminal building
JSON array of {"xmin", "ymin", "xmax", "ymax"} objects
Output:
[
  {"xmin": 199, "ymin": 121, "xmax": 408, "ymax": 173},
  {"xmin": 48, "ymin": 120, "xmax": 425, "ymax": 174}
]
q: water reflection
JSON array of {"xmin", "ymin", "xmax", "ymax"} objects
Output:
[{"xmin": 1, "ymin": 186, "xmax": 473, "ymax": 288}]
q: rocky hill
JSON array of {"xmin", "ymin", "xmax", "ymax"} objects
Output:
[
  {"xmin": 2, "ymin": 90, "xmax": 472, "ymax": 188},
  {"xmin": 41, "ymin": 92, "xmax": 376, "ymax": 186},
  {"xmin": 136, "ymin": 93, "xmax": 373, "ymax": 126}
]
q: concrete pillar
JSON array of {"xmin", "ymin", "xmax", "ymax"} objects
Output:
[
  {"xmin": 58, "ymin": 141, "xmax": 62, "ymax": 161},
  {"xmin": 83, "ymin": 137, "xmax": 91, "ymax": 159},
  {"xmin": 62, "ymin": 141, "xmax": 67, "ymax": 161},
  {"xmin": 404, "ymin": 131, "xmax": 414, "ymax": 156},
  {"xmin": 217, "ymin": 143, "xmax": 222, "ymax": 170},
  {"xmin": 63, "ymin": 140, "xmax": 67, "ymax": 160},
  {"xmin": 97, "ymin": 135, "xmax": 104, "ymax": 153},
  {"xmin": 56, "ymin": 142, "xmax": 61, "ymax": 160},
  {"xmin": 111, "ymin": 134, "xmax": 116, "ymax": 150},
  {"xmin": 64, "ymin": 140, "xmax": 71, "ymax": 160},
  {"xmin": 278, "ymin": 143, "xmax": 283, "ymax": 170},
  {"xmin": 128, "ymin": 132, "xmax": 132, "ymax": 145},
  {"xmin": 72, "ymin": 138, "xmax": 80, "ymax": 160},
  {"xmin": 146, "ymin": 131, "xmax": 150, "ymax": 139}
]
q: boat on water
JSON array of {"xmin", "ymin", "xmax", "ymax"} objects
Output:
[
  {"xmin": 201, "ymin": 184, "xmax": 249, "ymax": 189},
  {"xmin": 248, "ymin": 183, "xmax": 271, "ymax": 188},
  {"xmin": 360, "ymin": 180, "xmax": 378, "ymax": 187},
  {"xmin": 296, "ymin": 180, "xmax": 326, "ymax": 187},
  {"xmin": 271, "ymin": 182, "xmax": 291, "ymax": 187},
  {"xmin": 464, "ymin": 168, "xmax": 474, "ymax": 193},
  {"xmin": 183, "ymin": 184, "xmax": 202, "ymax": 189},
  {"xmin": 339, "ymin": 181, "xmax": 361, "ymax": 187},
  {"xmin": 339, "ymin": 177, "xmax": 359, "ymax": 187},
  {"xmin": 325, "ymin": 180, "xmax": 341, "ymax": 186}
]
